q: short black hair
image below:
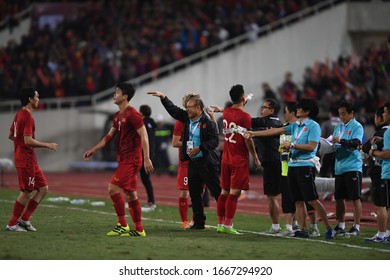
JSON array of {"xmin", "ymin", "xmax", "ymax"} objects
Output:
[
  {"xmin": 285, "ymin": 101, "xmax": 298, "ymax": 115},
  {"xmin": 298, "ymin": 98, "xmax": 319, "ymax": 119},
  {"xmin": 375, "ymin": 106, "xmax": 384, "ymax": 119},
  {"xmin": 229, "ymin": 84, "xmax": 245, "ymax": 104},
  {"xmin": 264, "ymin": 98, "xmax": 280, "ymax": 114},
  {"xmin": 139, "ymin": 105, "xmax": 152, "ymax": 117},
  {"xmin": 339, "ymin": 100, "xmax": 354, "ymax": 114},
  {"xmin": 384, "ymin": 102, "xmax": 390, "ymax": 113},
  {"xmin": 116, "ymin": 82, "xmax": 135, "ymax": 101},
  {"xmin": 19, "ymin": 87, "xmax": 37, "ymax": 106}
]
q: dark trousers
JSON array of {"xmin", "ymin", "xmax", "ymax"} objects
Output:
[
  {"xmin": 140, "ymin": 166, "xmax": 155, "ymax": 204},
  {"xmin": 188, "ymin": 159, "xmax": 221, "ymax": 226}
]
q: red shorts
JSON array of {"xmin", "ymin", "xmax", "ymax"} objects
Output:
[
  {"xmin": 16, "ymin": 163, "xmax": 48, "ymax": 192},
  {"xmin": 176, "ymin": 165, "xmax": 189, "ymax": 190},
  {"xmin": 220, "ymin": 162, "xmax": 250, "ymax": 191},
  {"xmin": 110, "ymin": 162, "xmax": 142, "ymax": 192}
]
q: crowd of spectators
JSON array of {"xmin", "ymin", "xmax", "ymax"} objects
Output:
[
  {"xmin": 276, "ymin": 39, "xmax": 390, "ymax": 118},
  {"xmin": 0, "ymin": 0, "xmax": 325, "ymax": 100}
]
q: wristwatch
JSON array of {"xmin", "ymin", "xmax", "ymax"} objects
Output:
[{"xmin": 290, "ymin": 143, "xmax": 296, "ymax": 149}]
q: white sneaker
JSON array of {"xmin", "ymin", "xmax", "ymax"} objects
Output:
[
  {"xmin": 18, "ymin": 219, "xmax": 37, "ymax": 232},
  {"xmin": 141, "ymin": 203, "xmax": 156, "ymax": 213},
  {"xmin": 5, "ymin": 224, "xmax": 27, "ymax": 232},
  {"xmin": 310, "ymin": 228, "xmax": 321, "ymax": 237},
  {"xmin": 265, "ymin": 227, "xmax": 281, "ymax": 234},
  {"xmin": 281, "ymin": 228, "xmax": 295, "ymax": 237}
]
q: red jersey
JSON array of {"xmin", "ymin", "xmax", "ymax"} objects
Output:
[
  {"xmin": 10, "ymin": 109, "xmax": 36, "ymax": 168},
  {"xmin": 112, "ymin": 106, "xmax": 144, "ymax": 165},
  {"xmin": 222, "ymin": 107, "xmax": 252, "ymax": 166},
  {"xmin": 173, "ymin": 120, "xmax": 188, "ymax": 168}
]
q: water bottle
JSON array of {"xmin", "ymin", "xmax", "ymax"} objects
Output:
[
  {"xmin": 360, "ymin": 150, "xmax": 368, "ymax": 166},
  {"xmin": 371, "ymin": 144, "xmax": 377, "ymax": 161}
]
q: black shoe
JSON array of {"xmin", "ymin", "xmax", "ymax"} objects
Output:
[
  {"xmin": 189, "ymin": 224, "xmax": 205, "ymax": 230},
  {"xmin": 292, "ymin": 230, "xmax": 310, "ymax": 238},
  {"xmin": 347, "ymin": 225, "xmax": 360, "ymax": 236},
  {"xmin": 333, "ymin": 225, "xmax": 346, "ymax": 236}
]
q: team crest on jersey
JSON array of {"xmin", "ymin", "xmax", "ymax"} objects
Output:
[
  {"xmin": 202, "ymin": 124, "xmax": 206, "ymax": 128},
  {"xmin": 303, "ymin": 127, "xmax": 308, "ymax": 132},
  {"xmin": 346, "ymin": 130, "xmax": 351, "ymax": 134},
  {"xmin": 122, "ymin": 118, "xmax": 126, "ymax": 122}
]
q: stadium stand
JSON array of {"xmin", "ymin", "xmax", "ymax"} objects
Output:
[{"xmin": 0, "ymin": 0, "xmax": 339, "ymax": 101}]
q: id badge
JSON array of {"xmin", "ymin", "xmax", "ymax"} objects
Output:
[{"xmin": 186, "ymin": 141, "xmax": 194, "ymax": 154}]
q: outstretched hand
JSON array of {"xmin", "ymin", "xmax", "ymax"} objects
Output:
[
  {"xmin": 147, "ymin": 91, "xmax": 166, "ymax": 99},
  {"xmin": 243, "ymin": 131, "xmax": 254, "ymax": 139},
  {"xmin": 48, "ymin": 143, "xmax": 59, "ymax": 151},
  {"xmin": 83, "ymin": 148, "xmax": 95, "ymax": 160},
  {"xmin": 209, "ymin": 105, "xmax": 223, "ymax": 113}
]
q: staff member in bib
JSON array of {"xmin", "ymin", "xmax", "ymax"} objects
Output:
[
  {"xmin": 369, "ymin": 102, "xmax": 390, "ymax": 242},
  {"xmin": 331, "ymin": 101, "xmax": 364, "ymax": 237},
  {"xmin": 244, "ymin": 98, "xmax": 334, "ymax": 239},
  {"xmin": 362, "ymin": 106, "xmax": 390, "ymax": 242}
]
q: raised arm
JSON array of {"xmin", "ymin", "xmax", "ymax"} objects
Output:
[
  {"xmin": 244, "ymin": 126, "xmax": 286, "ymax": 139},
  {"xmin": 147, "ymin": 91, "xmax": 166, "ymax": 100}
]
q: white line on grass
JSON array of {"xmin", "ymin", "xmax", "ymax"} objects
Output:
[{"xmin": 2, "ymin": 199, "xmax": 390, "ymax": 254}]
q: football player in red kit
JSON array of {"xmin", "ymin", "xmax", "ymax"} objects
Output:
[
  {"xmin": 84, "ymin": 83, "xmax": 154, "ymax": 236},
  {"xmin": 6, "ymin": 87, "xmax": 58, "ymax": 232}
]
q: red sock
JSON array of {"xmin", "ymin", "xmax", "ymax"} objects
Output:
[
  {"xmin": 8, "ymin": 200, "xmax": 26, "ymax": 226},
  {"xmin": 128, "ymin": 199, "xmax": 143, "ymax": 232},
  {"xmin": 110, "ymin": 193, "xmax": 126, "ymax": 227},
  {"xmin": 224, "ymin": 194, "xmax": 239, "ymax": 227},
  {"xmin": 179, "ymin": 197, "xmax": 189, "ymax": 222},
  {"xmin": 21, "ymin": 199, "xmax": 39, "ymax": 221},
  {"xmin": 217, "ymin": 194, "xmax": 228, "ymax": 225}
]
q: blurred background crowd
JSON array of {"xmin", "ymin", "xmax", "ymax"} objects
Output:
[{"xmin": 0, "ymin": 0, "xmax": 389, "ymax": 117}]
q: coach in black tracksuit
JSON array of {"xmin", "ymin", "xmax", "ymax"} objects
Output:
[{"xmin": 148, "ymin": 91, "xmax": 221, "ymax": 229}]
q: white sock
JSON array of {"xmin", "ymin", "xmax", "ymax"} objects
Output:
[
  {"xmin": 311, "ymin": 223, "xmax": 318, "ymax": 230},
  {"xmin": 354, "ymin": 224, "xmax": 360, "ymax": 231},
  {"xmin": 377, "ymin": 231, "xmax": 385, "ymax": 238},
  {"xmin": 338, "ymin": 222, "xmax": 345, "ymax": 229},
  {"xmin": 272, "ymin": 224, "xmax": 280, "ymax": 230},
  {"xmin": 385, "ymin": 230, "xmax": 390, "ymax": 237},
  {"xmin": 286, "ymin": 224, "xmax": 293, "ymax": 231},
  {"xmin": 292, "ymin": 220, "xmax": 298, "ymax": 227}
]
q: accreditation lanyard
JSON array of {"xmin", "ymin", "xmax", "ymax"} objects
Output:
[
  {"xmin": 189, "ymin": 120, "xmax": 200, "ymax": 141},
  {"xmin": 293, "ymin": 123, "xmax": 306, "ymax": 144}
]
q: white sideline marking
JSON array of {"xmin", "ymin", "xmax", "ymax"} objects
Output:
[{"xmin": 1, "ymin": 199, "xmax": 390, "ymax": 254}]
